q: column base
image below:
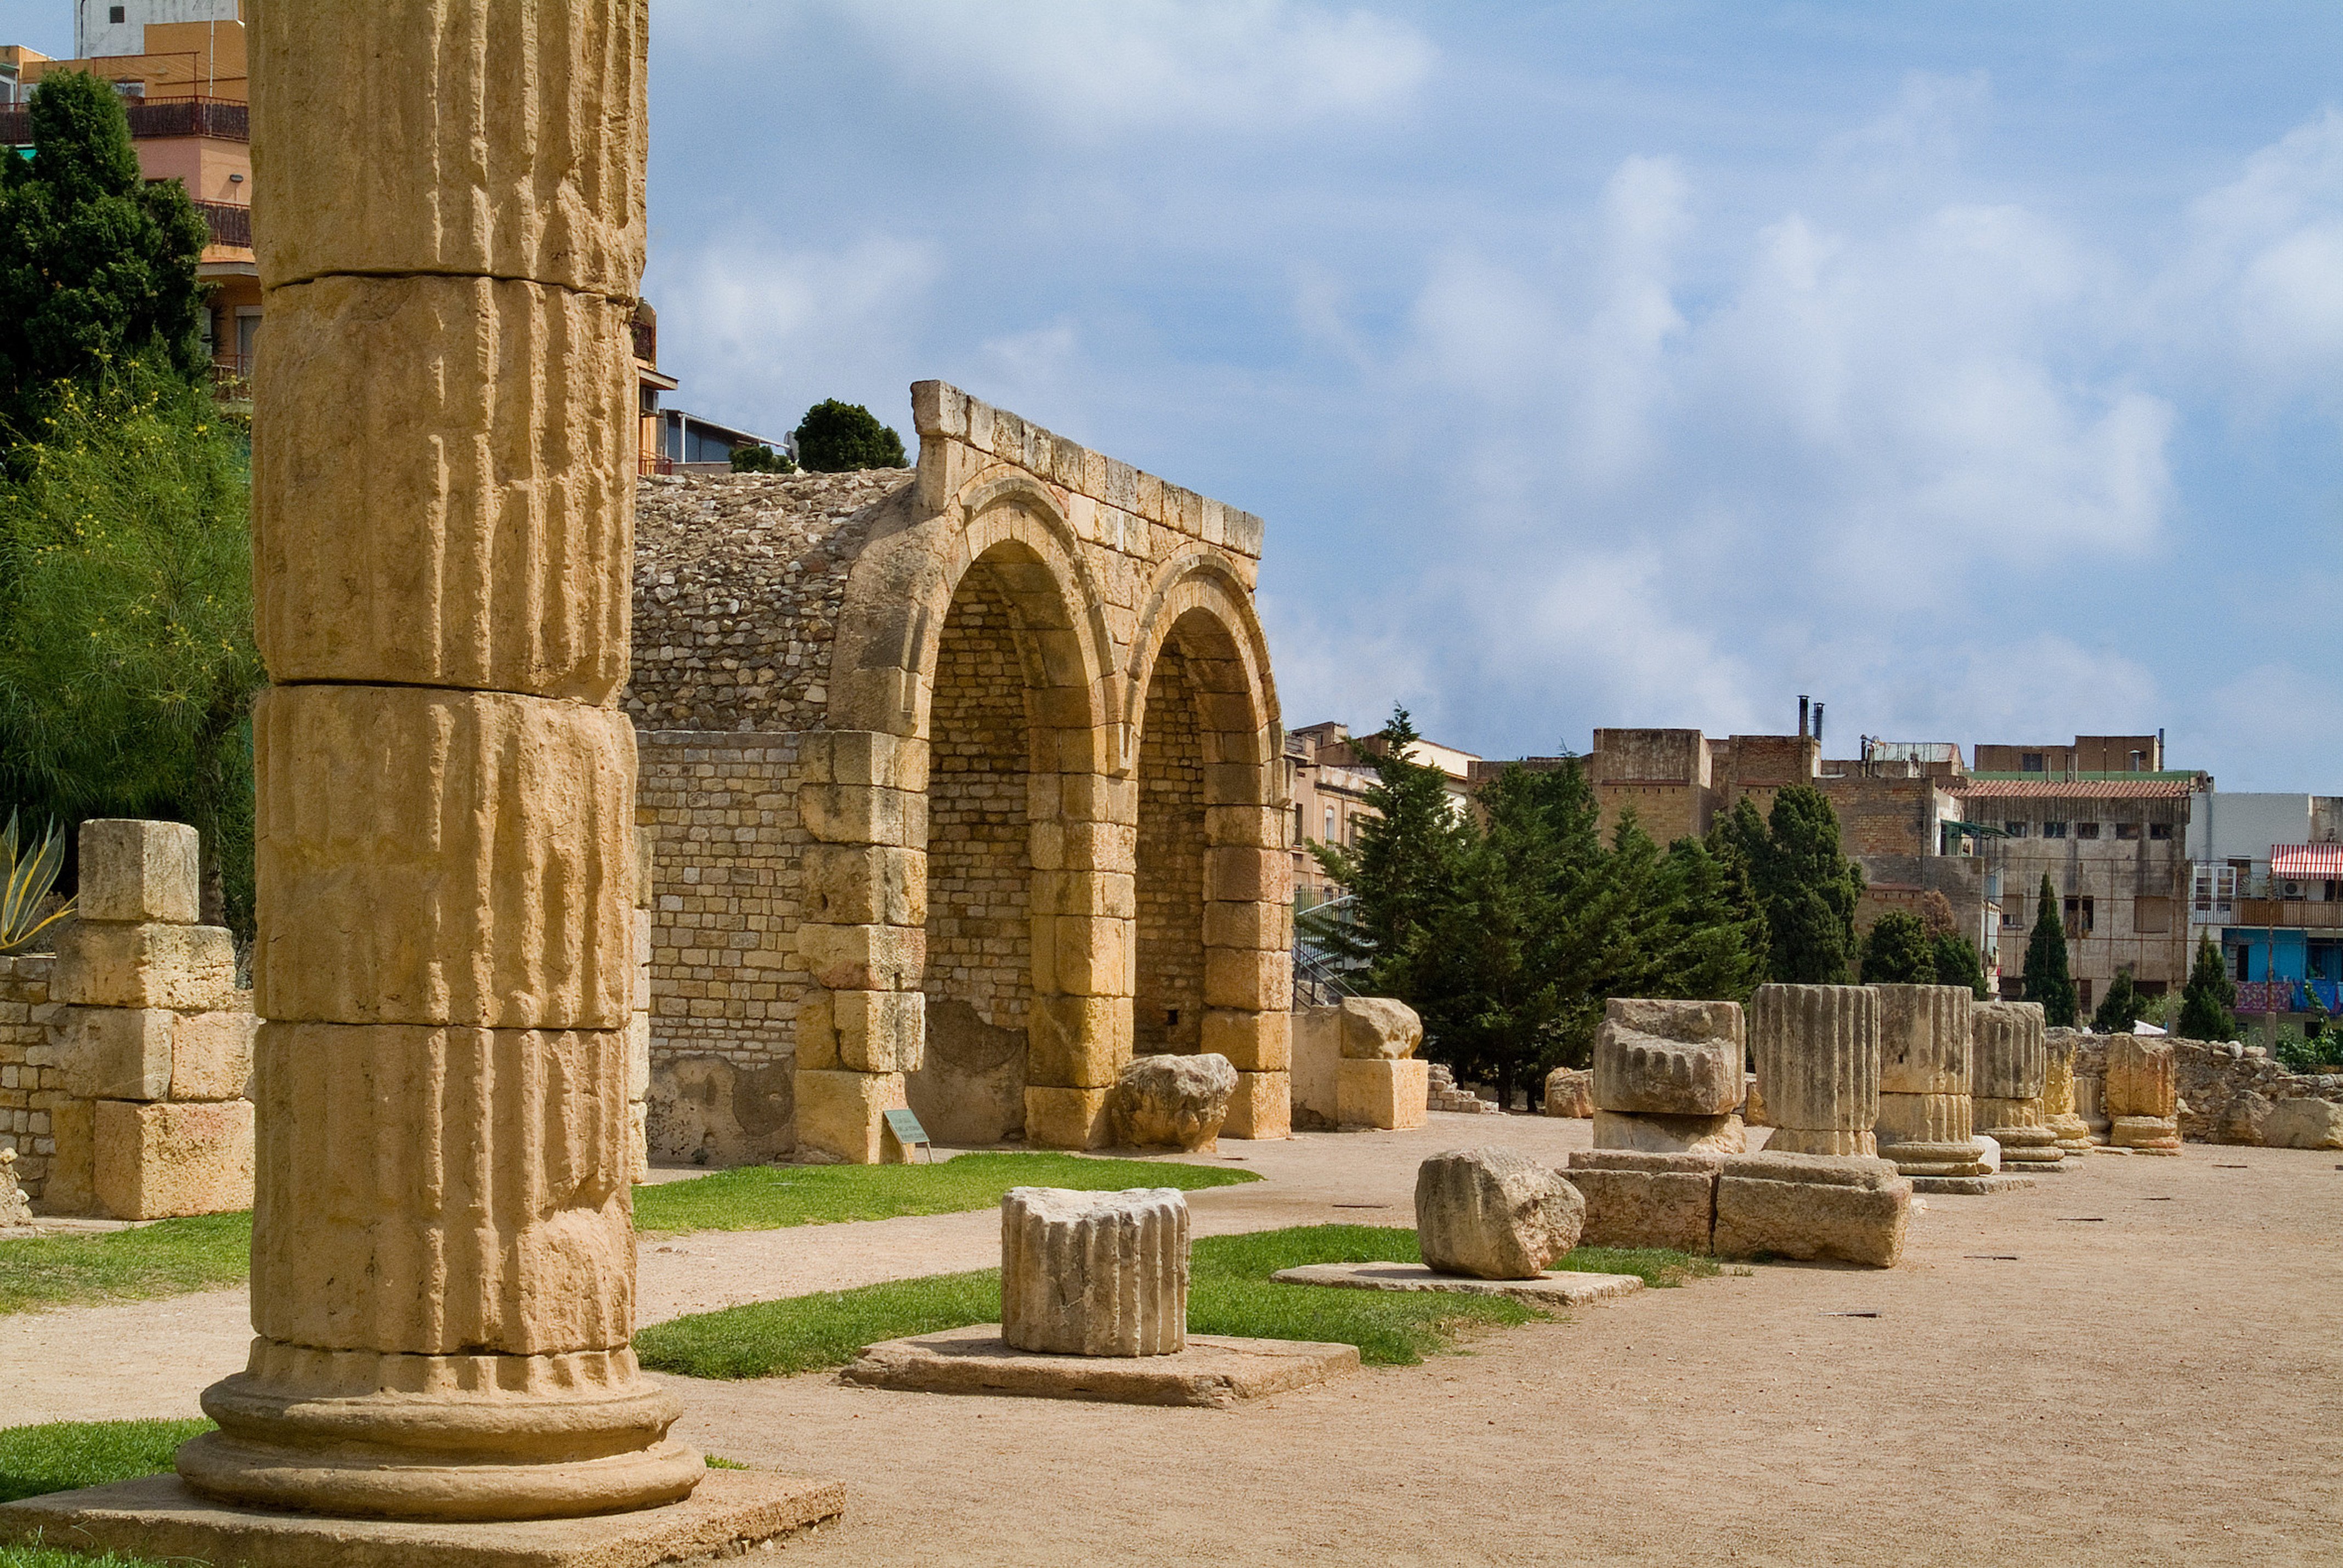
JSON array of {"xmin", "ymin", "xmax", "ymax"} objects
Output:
[{"xmin": 180, "ymin": 1342, "xmax": 703, "ymax": 1522}]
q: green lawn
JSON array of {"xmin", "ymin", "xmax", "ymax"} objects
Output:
[
  {"xmin": 0, "ymin": 1419, "xmax": 212, "ymax": 1506},
  {"xmin": 631, "ymin": 1152, "xmax": 1259, "ymax": 1236},
  {"xmin": 0, "ymin": 1549, "xmax": 163, "ymax": 1567},
  {"xmin": 0, "ymin": 1154, "xmax": 1260, "ymax": 1315},
  {"xmin": 636, "ymin": 1224, "xmax": 1714, "ymax": 1379}
]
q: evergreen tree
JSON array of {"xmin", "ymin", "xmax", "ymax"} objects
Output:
[
  {"xmin": 2021, "ymin": 873, "xmax": 2078, "ymax": 1027},
  {"xmin": 2178, "ymin": 931, "xmax": 2239, "ymax": 1042},
  {"xmin": 792, "ymin": 400, "xmax": 908, "ymax": 472},
  {"xmin": 1309, "ymin": 708, "xmax": 1465, "ymax": 990},
  {"xmin": 0, "ymin": 71, "xmax": 208, "ymax": 440},
  {"xmin": 1932, "ymin": 930, "xmax": 1990, "ymax": 998},
  {"xmin": 2092, "ymin": 966, "xmax": 2141, "ymax": 1034},
  {"xmin": 1653, "ymin": 834, "xmax": 1768, "ymax": 1004},
  {"xmin": 1721, "ymin": 787, "xmax": 1865, "ymax": 983},
  {"xmin": 1859, "ymin": 912, "xmax": 1933, "ymax": 983}
]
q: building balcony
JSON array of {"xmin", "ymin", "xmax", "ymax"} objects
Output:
[
  {"xmin": 2232, "ymin": 898, "xmax": 2343, "ymax": 930},
  {"xmin": 193, "ymin": 199, "xmax": 250, "ymax": 250},
  {"xmin": 0, "ymin": 95, "xmax": 248, "ymax": 146}
]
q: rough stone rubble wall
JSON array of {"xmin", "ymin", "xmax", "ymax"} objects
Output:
[
  {"xmin": 2061, "ymin": 1029, "xmax": 2343, "ymax": 1145},
  {"xmin": 0, "ymin": 956, "xmax": 61, "ymax": 1199}
]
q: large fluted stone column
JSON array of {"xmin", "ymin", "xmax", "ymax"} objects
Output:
[
  {"xmin": 1972, "ymin": 1001, "xmax": 2062, "ymax": 1169},
  {"xmin": 1749, "ymin": 984, "xmax": 1879, "ymax": 1157},
  {"xmin": 2106, "ymin": 1035, "xmax": 2182, "ymax": 1154},
  {"xmin": 175, "ymin": 0, "xmax": 700, "ymax": 1521},
  {"xmin": 1872, "ymin": 984, "xmax": 1991, "ymax": 1178},
  {"xmin": 2042, "ymin": 1033, "xmax": 2095, "ymax": 1154}
]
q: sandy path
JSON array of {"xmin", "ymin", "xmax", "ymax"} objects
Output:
[
  {"xmin": 0, "ymin": 1117, "xmax": 1528, "ymax": 1425},
  {"xmin": 6, "ymin": 1125, "xmax": 2338, "ymax": 1565}
]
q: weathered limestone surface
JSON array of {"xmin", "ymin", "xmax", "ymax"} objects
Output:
[
  {"xmin": 1224, "ymin": 1067, "xmax": 1291, "ymax": 1140},
  {"xmin": 1414, "ymin": 1147, "xmax": 1584, "ymax": 1280},
  {"xmin": 1337, "ymin": 997, "xmax": 1422, "ymax": 1058},
  {"xmin": 1711, "ymin": 1151, "xmax": 1911, "ymax": 1269},
  {"xmin": 2266, "ymin": 1097, "xmax": 2343, "ymax": 1149},
  {"xmin": 1750, "ymin": 984, "xmax": 1878, "ymax": 1156},
  {"xmin": 53, "ymin": 923, "xmax": 236, "ymax": 1014},
  {"xmin": 1542, "ymin": 1067, "xmax": 1593, "ymax": 1118},
  {"xmin": 1592, "ymin": 999, "xmax": 1744, "ymax": 1116},
  {"xmin": 1339, "ymin": 1058, "xmax": 1428, "ymax": 1130},
  {"xmin": 1562, "ymin": 1150, "xmax": 1719, "ymax": 1255},
  {"xmin": 0, "ymin": 1148, "xmax": 29, "ymax": 1229},
  {"xmin": 2106, "ymin": 1036, "xmax": 2180, "ymax": 1153},
  {"xmin": 2042, "ymin": 1032, "xmax": 2095, "ymax": 1153},
  {"xmin": 1591, "ymin": 1108, "xmax": 1746, "ymax": 1154},
  {"xmin": 76, "ymin": 820, "xmax": 202, "ymax": 925},
  {"xmin": 1972, "ymin": 1001, "xmax": 2060, "ymax": 1167},
  {"xmin": 1108, "ymin": 1053, "xmax": 1236, "ymax": 1151},
  {"xmin": 1000, "ymin": 1186, "xmax": 1189, "ymax": 1357},
  {"xmin": 1874, "ymin": 983, "xmax": 1988, "ymax": 1176},
  {"xmin": 94, "ymin": 1100, "xmax": 254, "ymax": 1221}
]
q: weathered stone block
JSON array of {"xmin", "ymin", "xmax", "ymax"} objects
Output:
[
  {"xmin": 1592, "ymin": 998, "xmax": 1744, "ymax": 1116},
  {"xmin": 1542, "ymin": 1067, "xmax": 1593, "ymax": 1118},
  {"xmin": 1000, "ymin": 1186, "xmax": 1189, "ymax": 1356},
  {"xmin": 1337, "ymin": 997, "xmax": 1422, "ymax": 1060},
  {"xmin": 797, "ymin": 785, "xmax": 926, "ymax": 850},
  {"xmin": 1026, "ymin": 995, "xmax": 1130, "ymax": 1089},
  {"xmin": 1416, "ymin": 1147, "xmax": 1584, "ymax": 1280},
  {"xmin": 1592, "ymin": 1108, "xmax": 1746, "ymax": 1154},
  {"xmin": 1201, "ymin": 899, "xmax": 1288, "ymax": 952},
  {"xmin": 77, "ymin": 820, "xmax": 200, "ymax": 925},
  {"xmin": 94, "ymin": 1099, "xmax": 253, "ymax": 1221},
  {"xmin": 1202, "ymin": 946, "xmax": 1289, "ymax": 1012},
  {"xmin": 1972, "ymin": 1001, "xmax": 2047, "ymax": 1101},
  {"xmin": 1711, "ymin": 1151, "xmax": 1911, "ymax": 1269},
  {"xmin": 626, "ymin": 1012, "xmax": 650, "ymax": 1103},
  {"xmin": 2106, "ymin": 1037, "xmax": 2178, "ymax": 1119},
  {"xmin": 2266, "ymin": 1097, "xmax": 2343, "ymax": 1150},
  {"xmin": 253, "ymin": 275, "xmax": 634, "ymax": 701},
  {"xmin": 799, "ymin": 730, "xmax": 928, "ymax": 793},
  {"xmin": 37, "ymin": 1098, "xmax": 95, "ymax": 1216},
  {"xmin": 1290, "ymin": 1005, "xmax": 1340, "ymax": 1130},
  {"xmin": 1763, "ymin": 1127, "xmax": 1877, "ymax": 1157},
  {"xmin": 1874, "ymin": 984, "xmax": 1973, "ymax": 1096},
  {"xmin": 794, "ymin": 922, "xmax": 924, "ymax": 994},
  {"xmin": 1024, "ymin": 1085, "xmax": 1111, "ymax": 1151},
  {"xmin": 794, "ymin": 1069, "xmax": 907, "ymax": 1165},
  {"xmin": 54, "ymin": 1006, "xmax": 174, "ymax": 1101},
  {"xmin": 251, "ymin": 0, "xmax": 648, "ymax": 294},
  {"xmin": 53, "ymin": 924, "xmax": 237, "ymax": 1012},
  {"xmin": 1750, "ymin": 983, "xmax": 1878, "ymax": 1136},
  {"xmin": 1039, "ymin": 913, "xmax": 1131, "ymax": 999},
  {"xmin": 2111, "ymin": 1113, "xmax": 2181, "ymax": 1152},
  {"xmin": 169, "ymin": 1009, "xmax": 259, "ymax": 1101},
  {"xmin": 1338, "ymin": 1058, "xmax": 1428, "ymax": 1130},
  {"xmin": 647, "ymin": 1055, "xmax": 794, "ymax": 1168},
  {"xmin": 1563, "ymin": 1150, "xmax": 1722, "ymax": 1254},
  {"xmin": 1223, "ymin": 1069, "xmax": 1290, "ymax": 1139},
  {"xmin": 1110, "ymin": 1054, "xmax": 1236, "ymax": 1150},
  {"xmin": 798, "ymin": 988, "xmax": 924, "ymax": 1075},
  {"xmin": 252, "ymin": 685, "xmax": 634, "ymax": 1029},
  {"xmin": 800, "ymin": 844, "xmax": 925, "ymax": 928},
  {"xmin": 1200, "ymin": 1008, "xmax": 1289, "ymax": 1072},
  {"xmin": 1204, "ymin": 846, "xmax": 1288, "ymax": 904}
]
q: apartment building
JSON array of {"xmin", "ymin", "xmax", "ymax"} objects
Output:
[
  {"xmin": 1284, "ymin": 720, "xmax": 1479, "ymax": 910},
  {"xmin": 2186, "ymin": 791, "xmax": 2343, "ymax": 1021}
]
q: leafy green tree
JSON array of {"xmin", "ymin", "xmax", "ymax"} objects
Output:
[
  {"xmin": 1308, "ymin": 708, "xmax": 1465, "ymax": 990},
  {"xmin": 2021, "ymin": 873, "xmax": 2077, "ymax": 1027},
  {"xmin": 2177, "ymin": 931, "xmax": 2238, "ymax": 1042},
  {"xmin": 728, "ymin": 443, "xmax": 794, "ymax": 474},
  {"xmin": 2091, "ymin": 966, "xmax": 2142, "ymax": 1034},
  {"xmin": 792, "ymin": 400, "xmax": 908, "ymax": 472},
  {"xmin": 0, "ymin": 71, "xmax": 208, "ymax": 441},
  {"xmin": 1859, "ymin": 911, "xmax": 1933, "ymax": 983},
  {"xmin": 0, "ymin": 378, "xmax": 262, "ymax": 933},
  {"xmin": 1720, "ymin": 787, "xmax": 1865, "ymax": 983},
  {"xmin": 1932, "ymin": 930, "xmax": 1989, "ymax": 998}
]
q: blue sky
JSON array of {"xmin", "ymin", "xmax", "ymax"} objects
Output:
[{"xmin": 9, "ymin": 3, "xmax": 2341, "ymax": 787}]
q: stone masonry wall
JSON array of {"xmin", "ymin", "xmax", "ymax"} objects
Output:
[
  {"xmin": 0, "ymin": 955, "xmax": 61, "ymax": 1199},
  {"xmin": 1135, "ymin": 646, "xmax": 1207, "ymax": 1056},
  {"xmin": 2062, "ymin": 1029, "xmax": 2343, "ymax": 1145}
]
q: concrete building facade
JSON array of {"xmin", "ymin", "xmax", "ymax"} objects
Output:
[{"xmin": 2186, "ymin": 791, "xmax": 2343, "ymax": 1019}]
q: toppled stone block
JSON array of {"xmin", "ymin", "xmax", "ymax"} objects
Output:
[
  {"xmin": 1110, "ymin": 1053, "xmax": 1236, "ymax": 1151},
  {"xmin": 1593, "ymin": 999, "xmax": 1744, "ymax": 1116},
  {"xmin": 1001, "ymin": 1186, "xmax": 1189, "ymax": 1356},
  {"xmin": 77, "ymin": 820, "xmax": 201, "ymax": 925},
  {"xmin": 1563, "ymin": 1150, "xmax": 1721, "ymax": 1254},
  {"xmin": 53, "ymin": 924, "xmax": 237, "ymax": 1012},
  {"xmin": 93, "ymin": 1099, "xmax": 254, "ymax": 1220},
  {"xmin": 1750, "ymin": 984, "xmax": 1878, "ymax": 1151},
  {"xmin": 1593, "ymin": 1108, "xmax": 1746, "ymax": 1154},
  {"xmin": 1338, "ymin": 1058, "xmax": 1427, "ymax": 1130},
  {"xmin": 1711, "ymin": 1151, "xmax": 1911, "ymax": 1269},
  {"xmin": 1543, "ymin": 1067, "xmax": 1593, "ymax": 1118},
  {"xmin": 1414, "ymin": 1146, "xmax": 1585, "ymax": 1280},
  {"xmin": 2266, "ymin": 1098, "xmax": 2343, "ymax": 1150},
  {"xmin": 1338, "ymin": 997, "xmax": 1422, "ymax": 1059}
]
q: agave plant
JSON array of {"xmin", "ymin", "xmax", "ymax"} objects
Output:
[{"xmin": 0, "ymin": 812, "xmax": 75, "ymax": 956}]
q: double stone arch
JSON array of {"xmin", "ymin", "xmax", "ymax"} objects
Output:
[{"xmin": 796, "ymin": 458, "xmax": 1289, "ymax": 1159}]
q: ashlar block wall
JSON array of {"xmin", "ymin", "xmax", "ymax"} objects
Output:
[{"xmin": 627, "ymin": 383, "xmax": 1287, "ymax": 1164}]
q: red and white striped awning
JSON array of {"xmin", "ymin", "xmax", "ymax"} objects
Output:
[{"xmin": 2271, "ymin": 844, "xmax": 2343, "ymax": 879}]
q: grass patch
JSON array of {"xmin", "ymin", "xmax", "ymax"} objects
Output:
[
  {"xmin": 1, "ymin": 1549, "xmax": 167, "ymax": 1567},
  {"xmin": 643, "ymin": 1223, "xmax": 1720, "ymax": 1379},
  {"xmin": 0, "ymin": 1214, "xmax": 250, "ymax": 1316},
  {"xmin": 0, "ymin": 1419, "xmax": 213, "ymax": 1505},
  {"xmin": 633, "ymin": 1152, "xmax": 1259, "ymax": 1237}
]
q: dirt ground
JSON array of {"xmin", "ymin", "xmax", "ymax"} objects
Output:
[{"xmin": 5, "ymin": 1117, "xmax": 2339, "ymax": 1564}]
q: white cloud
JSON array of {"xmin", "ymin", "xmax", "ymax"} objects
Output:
[{"xmin": 811, "ymin": 0, "xmax": 1434, "ymax": 135}]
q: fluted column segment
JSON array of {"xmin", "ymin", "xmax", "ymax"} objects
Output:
[
  {"xmin": 1872, "ymin": 984, "xmax": 1988, "ymax": 1176},
  {"xmin": 1750, "ymin": 985, "xmax": 1879, "ymax": 1157},
  {"xmin": 1000, "ymin": 1186, "xmax": 1189, "ymax": 1357}
]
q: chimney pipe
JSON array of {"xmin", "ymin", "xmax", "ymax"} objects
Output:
[
  {"xmin": 1813, "ymin": 703, "xmax": 1825, "ymax": 747},
  {"xmin": 1798, "ymin": 696, "xmax": 1810, "ymax": 739}
]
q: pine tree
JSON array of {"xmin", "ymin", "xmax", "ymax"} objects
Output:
[
  {"xmin": 1309, "ymin": 708, "xmax": 1465, "ymax": 990},
  {"xmin": 0, "ymin": 71, "xmax": 208, "ymax": 439},
  {"xmin": 1859, "ymin": 912, "xmax": 1933, "ymax": 983},
  {"xmin": 2021, "ymin": 873, "xmax": 2078, "ymax": 1027},
  {"xmin": 1932, "ymin": 930, "xmax": 1989, "ymax": 998},
  {"xmin": 2092, "ymin": 966, "xmax": 2141, "ymax": 1034},
  {"xmin": 2178, "ymin": 931, "xmax": 2238, "ymax": 1042},
  {"xmin": 1721, "ymin": 787, "xmax": 1865, "ymax": 984}
]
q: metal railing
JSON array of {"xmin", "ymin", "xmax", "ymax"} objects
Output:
[
  {"xmin": 193, "ymin": 199, "xmax": 251, "ymax": 249},
  {"xmin": 0, "ymin": 95, "xmax": 248, "ymax": 146}
]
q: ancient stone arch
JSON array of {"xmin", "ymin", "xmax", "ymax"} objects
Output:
[{"xmin": 628, "ymin": 382, "xmax": 1288, "ymax": 1162}]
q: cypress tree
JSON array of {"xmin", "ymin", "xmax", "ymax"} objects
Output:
[
  {"xmin": 1859, "ymin": 912, "xmax": 1933, "ymax": 983},
  {"xmin": 2092, "ymin": 966, "xmax": 2141, "ymax": 1034},
  {"xmin": 1724, "ymin": 786, "xmax": 1865, "ymax": 984},
  {"xmin": 2021, "ymin": 873, "xmax": 2078, "ymax": 1027},
  {"xmin": 2178, "ymin": 931, "xmax": 2239, "ymax": 1042}
]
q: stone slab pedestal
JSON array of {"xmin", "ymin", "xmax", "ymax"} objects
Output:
[
  {"xmin": 1910, "ymin": 1173, "xmax": 2038, "ymax": 1195},
  {"xmin": 0, "ymin": 1470, "xmax": 844, "ymax": 1568},
  {"xmin": 1269, "ymin": 1262, "xmax": 1643, "ymax": 1306},
  {"xmin": 841, "ymin": 1325, "xmax": 1356, "ymax": 1407},
  {"xmin": 1338, "ymin": 1057, "xmax": 1428, "ymax": 1130}
]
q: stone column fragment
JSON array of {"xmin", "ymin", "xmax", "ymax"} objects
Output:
[
  {"xmin": 178, "ymin": 0, "xmax": 697, "ymax": 1524},
  {"xmin": 1872, "ymin": 984, "xmax": 1989, "ymax": 1177},
  {"xmin": 1591, "ymin": 998, "xmax": 1746, "ymax": 1154},
  {"xmin": 1001, "ymin": 1186, "xmax": 1189, "ymax": 1356},
  {"xmin": 2106, "ymin": 1035, "xmax": 2181, "ymax": 1154},
  {"xmin": 2041, "ymin": 1033, "xmax": 2094, "ymax": 1154},
  {"xmin": 1972, "ymin": 1001, "xmax": 2061, "ymax": 1168},
  {"xmin": 1749, "ymin": 984, "xmax": 1879, "ymax": 1157}
]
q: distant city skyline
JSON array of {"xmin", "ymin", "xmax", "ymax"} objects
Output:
[{"xmin": 5, "ymin": 1, "xmax": 2339, "ymax": 788}]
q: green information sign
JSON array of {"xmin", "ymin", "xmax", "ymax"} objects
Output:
[{"xmin": 884, "ymin": 1107, "xmax": 931, "ymax": 1161}]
